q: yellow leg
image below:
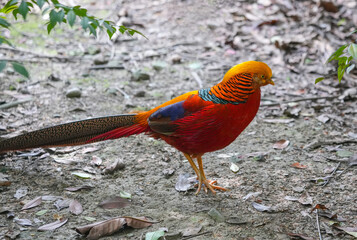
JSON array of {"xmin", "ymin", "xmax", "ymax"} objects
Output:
[
  {"xmin": 197, "ymin": 155, "xmax": 229, "ymax": 195},
  {"xmin": 183, "ymin": 153, "xmax": 200, "ymax": 179}
]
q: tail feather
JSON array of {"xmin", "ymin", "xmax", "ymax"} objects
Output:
[{"xmin": 0, "ymin": 114, "xmax": 147, "ymax": 153}]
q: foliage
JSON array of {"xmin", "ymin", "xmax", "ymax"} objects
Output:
[
  {"xmin": 315, "ymin": 31, "xmax": 357, "ymax": 84},
  {"xmin": 0, "ymin": 0, "xmax": 146, "ymax": 79}
]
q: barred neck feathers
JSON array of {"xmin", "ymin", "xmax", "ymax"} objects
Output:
[{"xmin": 199, "ymin": 73, "xmax": 256, "ymax": 104}]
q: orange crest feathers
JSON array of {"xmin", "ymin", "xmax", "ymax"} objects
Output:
[{"xmin": 222, "ymin": 61, "xmax": 272, "ymax": 83}]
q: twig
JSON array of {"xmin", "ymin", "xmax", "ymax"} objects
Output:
[
  {"xmin": 303, "ymin": 139, "xmax": 357, "ymax": 150},
  {"xmin": 315, "ymin": 209, "xmax": 323, "ymax": 240},
  {"xmin": 191, "ymin": 72, "xmax": 203, "ymax": 88},
  {"xmin": 0, "ymin": 46, "xmax": 77, "ymax": 62},
  {"xmin": 0, "ymin": 58, "xmax": 51, "ymax": 63},
  {"xmin": 261, "ymin": 95, "xmax": 340, "ymax": 107},
  {"xmin": 88, "ymin": 65, "xmax": 125, "ymax": 70},
  {"xmin": 0, "ymin": 99, "xmax": 32, "ymax": 110},
  {"xmin": 322, "ymin": 162, "xmax": 341, "ymax": 187},
  {"xmin": 182, "ymin": 231, "xmax": 212, "ymax": 240}
]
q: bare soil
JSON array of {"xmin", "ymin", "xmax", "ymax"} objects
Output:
[{"xmin": 0, "ymin": 0, "xmax": 356, "ymax": 239}]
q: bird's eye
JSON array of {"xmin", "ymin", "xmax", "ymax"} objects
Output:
[{"xmin": 261, "ymin": 75, "xmax": 265, "ymax": 79}]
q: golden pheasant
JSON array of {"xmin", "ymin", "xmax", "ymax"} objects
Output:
[{"xmin": 0, "ymin": 61, "xmax": 273, "ymax": 194}]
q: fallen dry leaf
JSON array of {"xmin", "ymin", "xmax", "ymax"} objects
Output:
[
  {"xmin": 310, "ymin": 204, "xmax": 328, "ymax": 212},
  {"xmin": 98, "ymin": 197, "xmax": 131, "ymax": 209},
  {"xmin": 125, "ymin": 216, "xmax": 155, "ymax": 228},
  {"xmin": 273, "ymin": 139, "xmax": 290, "ymax": 149},
  {"xmin": 38, "ymin": 218, "xmax": 68, "ymax": 231},
  {"xmin": 252, "ymin": 202, "xmax": 271, "ymax": 212},
  {"xmin": 291, "ymin": 162, "xmax": 307, "ymax": 169},
  {"xmin": 333, "ymin": 226, "xmax": 357, "ymax": 238},
  {"xmin": 21, "ymin": 196, "xmax": 42, "ymax": 210},
  {"xmin": 65, "ymin": 185, "xmax": 93, "ymax": 192},
  {"xmin": 76, "ymin": 216, "xmax": 156, "ymax": 240},
  {"xmin": 69, "ymin": 200, "xmax": 83, "ymax": 215}
]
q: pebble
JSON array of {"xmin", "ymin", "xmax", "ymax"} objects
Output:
[
  {"xmin": 131, "ymin": 70, "xmax": 150, "ymax": 81},
  {"xmin": 66, "ymin": 88, "xmax": 82, "ymax": 98},
  {"xmin": 152, "ymin": 61, "xmax": 168, "ymax": 71},
  {"xmin": 170, "ymin": 54, "xmax": 182, "ymax": 64}
]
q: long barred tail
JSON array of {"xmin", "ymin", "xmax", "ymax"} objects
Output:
[{"xmin": 0, "ymin": 114, "xmax": 148, "ymax": 153}]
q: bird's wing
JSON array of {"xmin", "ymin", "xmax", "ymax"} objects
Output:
[{"xmin": 148, "ymin": 93, "xmax": 214, "ymax": 135}]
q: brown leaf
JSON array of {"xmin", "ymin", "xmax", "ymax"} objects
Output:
[
  {"xmin": 333, "ymin": 226, "xmax": 357, "ymax": 238},
  {"xmin": 320, "ymin": 1, "xmax": 339, "ymax": 13},
  {"xmin": 65, "ymin": 185, "xmax": 93, "ymax": 192},
  {"xmin": 310, "ymin": 204, "xmax": 328, "ymax": 212},
  {"xmin": 38, "ymin": 218, "xmax": 68, "ymax": 231},
  {"xmin": 291, "ymin": 162, "xmax": 307, "ymax": 169},
  {"xmin": 98, "ymin": 197, "xmax": 130, "ymax": 209},
  {"xmin": 125, "ymin": 216, "xmax": 155, "ymax": 228},
  {"xmin": 77, "ymin": 218, "xmax": 126, "ymax": 240},
  {"xmin": 21, "ymin": 196, "xmax": 42, "ymax": 210},
  {"xmin": 69, "ymin": 200, "xmax": 83, "ymax": 215},
  {"xmin": 0, "ymin": 181, "xmax": 11, "ymax": 186},
  {"xmin": 273, "ymin": 139, "xmax": 290, "ymax": 149}
]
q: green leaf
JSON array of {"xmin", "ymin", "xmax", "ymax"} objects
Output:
[
  {"xmin": 57, "ymin": 9, "xmax": 65, "ymax": 23},
  {"xmin": 49, "ymin": 9, "xmax": 58, "ymax": 25},
  {"xmin": 327, "ymin": 44, "xmax": 348, "ymax": 63},
  {"xmin": 37, "ymin": 0, "xmax": 45, "ymax": 9},
  {"xmin": 348, "ymin": 43, "xmax": 357, "ymax": 59},
  {"xmin": 11, "ymin": 62, "xmax": 29, "ymax": 78},
  {"xmin": 0, "ymin": 18, "xmax": 11, "ymax": 28},
  {"xmin": 348, "ymin": 29, "xmax": 357, "ymax": 36},
  {"xmin": 315, "ymin": 77, "xmax": 324, "ymax": 84},
  {"xmin": 0, "ymin": 36, "xmax": 12, "ymax": 46},
  {"xmin": 73, "ymin": 7, "xmax": 87, "ymax": 17},
  {"xmin": 67, "ymin": 9, "xmax": 76, "ymax": 27},
  {"xmin": 337, "ymin": 65, "xmax": 345, "ymax": 82},
  {"xmin": 346, "ymin": 64, "xmax": 355, "ymax": 74},
  {"xmin": 145, "ymin": 230, "xmax": 165, "ymax": 240},
  {"xmin": 80, "ymin": 16, "xmax": 89, "ymax": 29},
  {"xmin": 0, "ymin": 61, "xmax": 7, "ymax": 72},
  {"xmin": 71, "ymin": 171, "xmax": 93, "ymax": 179},
  {"xmin": 12, "ymin": 8, "xmax": 19, "ymax": 20},
  {"xmin": 119, "ymin": 191, "xmax": 132, "ymax": 199},
  {"xmin": 118, "ymin": 25, "xmax": 127, "ymax": 34},
  {"xmin": 18, "ymin": 0, "xmax": 29, "ymax": 20},
  {"xmin": 35, "ymin": 209, "xmax": 48, "ymax": 216},
  {"xmin": 1, "ymin": 0, "xmax": 18, "ymax": 14},
  {"xmin": 88, "ymin": 24, "xmax": 97, "ymax": 37},
  {"xmin": 47, "ymin": 21, "xmax": 56, "ymax": 33}
]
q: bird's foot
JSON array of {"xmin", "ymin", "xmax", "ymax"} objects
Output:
[{"xmin": 195, "ymin": 179, "xmax": 229, "ymax": 195}]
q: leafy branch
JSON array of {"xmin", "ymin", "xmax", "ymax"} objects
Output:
[
  {"xmin": 315, "ymin": 31, "xmax": 357, "ymax": 84},
  {"xmin": 0, "ymin": 0, "xmax": 146, "ymax": 78}
]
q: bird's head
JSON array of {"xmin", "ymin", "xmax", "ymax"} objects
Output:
[{"xmin": 223, "ymin": 61, "xmax": 274, "ymax": 89}]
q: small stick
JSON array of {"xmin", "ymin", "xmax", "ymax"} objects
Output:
[
  {"xmin": 261, "ymin": 95, "xmax": 339, "ymax": 107},
  {"xmin": 304, "ymin": 139, "xmax": 357, "ymax": 150},
  {"xmin": 0, "ymin": 99, "xmax": 32, "ymax": 110},
  {"xmin": 315, "ymin": 209, "xmax": 323, "ymax": 240},
  {"xmin": 322, "ymin": 162, "xmax": 341, "ymax": 187},
  {"xmin": 191, "ymin": 72, "xmax": 203, "ymax": 88}
]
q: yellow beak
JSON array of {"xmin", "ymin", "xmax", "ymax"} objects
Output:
[{"xmin": 268, "ymin": 78, "xmax": 275, "ymax": 85}]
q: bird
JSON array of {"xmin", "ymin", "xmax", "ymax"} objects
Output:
[{"xmin": 0, "ymin": 61, "xmax": 274, "ymax": 194}]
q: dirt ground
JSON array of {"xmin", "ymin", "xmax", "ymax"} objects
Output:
[{"xmin": 1, "ymin": 0, "xmax": 357, "ymax": 239}]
